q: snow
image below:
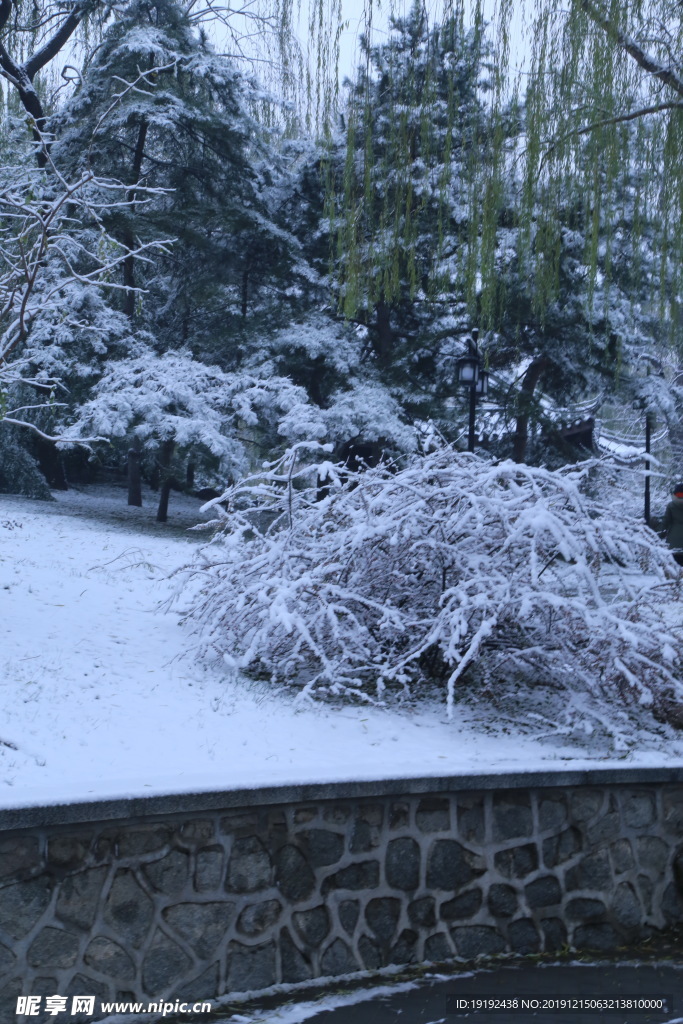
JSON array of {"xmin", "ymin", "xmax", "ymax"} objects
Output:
[{"xmin": 2, "ymin": 482, "xmax": 683, "ymax": 813}]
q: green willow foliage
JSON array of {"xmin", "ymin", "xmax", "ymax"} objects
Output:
[
  {"xmin": 491, "ymin": 0, "xmax": 683, "ymax": 337},
  {"xmin": 327, "ymin": 0, "xmax": 683, "ymax": 344}
]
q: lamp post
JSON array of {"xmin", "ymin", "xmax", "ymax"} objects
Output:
[
  {"xmin": 644, "ymin": 409, "xmax": 652, "ymax": 527},
  {"xmin": 456, "ymin": 328, "xmax": 489, "ymax": 453},
  {"xmin": 641, "ymin": 365, "xmax": 653, "ymax": 528}
]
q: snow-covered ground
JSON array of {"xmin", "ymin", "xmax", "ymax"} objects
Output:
[{"xmin": 2, "ymin": 483, "xmax": 683, "ymax": 812}]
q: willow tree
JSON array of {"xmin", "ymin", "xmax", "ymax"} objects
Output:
[{"xmin": 486, "ymin": 0, "xmax": 683, "ymax": 340}]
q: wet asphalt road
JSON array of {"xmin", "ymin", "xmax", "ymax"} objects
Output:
[{"xmin": 296, "ymin": 963, "xmax": 683, "ymax": 1024}]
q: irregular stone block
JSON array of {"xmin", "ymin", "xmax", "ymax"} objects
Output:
[
  {"xmin": 636, "ymin": 836, "xmax": 669, "ymax": 874},
  {"xmin": 492, "ymin": 795, "xmax": 532, "ymax": 841},
  {"xmin": 0, "ymin": 940, "xmax": 16, "ymax": 975},
  {"xmin": 569, "ymin": 790, "xmax": 603, "ymax": 822},
  {"xmin": 391, "ymin": 928, "xmax": 418, "ymax": 964},
  {"xmin": 172, "ymin": 962, "xmax": 220, "ymax": 1001},
  {"xmin": 637, "ymin": 874, "xmax": 654, "ymax": 914},
  {"xmin": 390, "ymin": 803, "xmax": 410, "ymax": 829},
  {"xmin": 47, "ymin": 833, "xmax": 92, "ymax": 871},
  {"xmin": 358, "ymin": 804, "xmax": 383, "ymax": 827},
  {"xmin": 294, "ymin": 807, "xmax": 317, "ymax": 824},
  {"xmin": 538, "ymin": 797, "xmax": 567, "ymax": 831},
  {"xmin": 495, "ymin": 844, "xmax": 538, "ymax": 879},
  {"xmin": 508, "ymin": 918, "xmax": 540, "ymax": 954},
  {"xmin": 424, "ymin": 931, "xmax": 453, "ymax": 962},
  {"xmin": 163, "ymin": 901, "xmax": 235, "ymax": 958},
  {"xmin": 226, "ymin": 837, "xmax": 272, "ymax": 893},
  {"xmin": 27, "ymin": 926, "xmax": 79, "ymax": 969},
  {"xmin": 339, "ymin": 900, "xmax": 359, "ymax": 935},
  {"xmin": 661, "ymin": 881, "xmax": 683, "ymax": 924},
  {"xmin": 0, "ymin": 978, "xmax": 22, "ymax": 1024},
  {"xmin": 565, "ymin": 851, "xmax": 612, "ymax": 893},
  {"xmin": 322, "ymin": 861, "xmax": 379, "ymax": 893},
  {"xmin": 358, "ymin": 934, "xmax": 381, "ymax": 970},
  {"xmin": 416, "ymin": 798, "xmax": 450, "ymax": 833},
  {"xmin": 452, "ymin": 925, "xmax": 506, "ymax": 959},
  {"xmin": 365, "ymin": 897, "xmax": 401, "ymax": 943},
  {"xmin": 426, "ymin": 840, "xmax": 485, "ymax": 891},
  {"xmin": 103, "ymin": 869, "xmax": 154, "ymax": 948},
  {"xmin": 488, "ymin": 884, "xmax": 517, "ymax": 918},
  {"xmin": 142, "ymin": 929, "xmax": 193, "ymax": 994},
  {"xmin": 0, "ymin": 876, "xmax": 52, "ymax": 939},
  {"xmin": 350, "ymin": 820, "xmax": 374, "ymax": 853},
  {"xmin": 298, "ymin": 830, "xmax": 344, "ymax": 867},
  {"xmin": 179, "ymin": 820, "xmax": 215, "ymax": 845},
  {"xmin": 565, "ymin": 898, "xmax": 606, "ymax": 921},
  {"xmin": 663, "ymin": 790, "xmax": 683, "ymax": 829},
  {"xmin": 0, "ymin": 836, "xmax": 41, "ymax": 879},
  {"xmin": 64, "ymin": 973, "xmax": 110, "ymax": 1017},
  {"xmin": 543, "ymin": 827, "xmax": 581, "ymax": 868},
  {"xmin": 323, "ymin": 806, "xmax": 350, "ymax": 824},
  {"xmin": 589, "ymin": 813, "xmax": 621, "ymax": 845},
  {"xmin": 408, "ymin": 896, "xmax": 436, "ymax": 929},
  {"xmin": 457, "ymin": 800, "xmax": 485, "ymax": 845},
  {"xmin": 237, "ymin": 899, "xmax": 282, "ymax": 937},
  {"xmin": 280, "ymin": 928, "xmax": 313, "ymax": 983},
  {"xmin": 144, "ymin": 850, "xmax": 190, "ymax": 896},
  {"xmin": 84, "ymin": 936, "xmax": 135, "ymax": 981},
  {"xmin": 56, "ymin": 867, "xmax": 108, "ymax": 930},
  {"xmin": 195, "ymin": 846, "xmax": 224, "ymax": 892},
  {"xmin": 610, "ymin": 839, "xmax": 634, "ymax": 874},
  {"xmin": 573, "ymin": 923, "xmax": 619, "ymax": 950},
  {"xmin": 612, "ymin": 882, "xmax": 641, "ymax": 930},
  {"xmin": 103, "ymin": 825, "xmax": 171, "ymax": 858},
  {"xmin": 226, "ymin": 941, "xmax": 277, "ymax": 992},
  {"xmin": 525, "ymin": 875, "xmax": 562, "ymax": 908},
  {"xmin": 621, "ymin": 792, "xmax": 655, "ymax": 829},
  {"xmin": 220, "ymin": 812, "xmax": 259, "ymax": 833},
  {"xmin": 275, "ymin": 846, "xmax": 315, "ymax": 901},
  {"xmin": 386, "ymin": 837, "xmax": 420, "ymax": 891},
  {"xmin": 541, "ymin": 917, "xmax": 567, "ymax": 951},
  {"xmin": 440, "ymin": 889, "xmax": 482, "ymax": 922},
  {"xmin": 320, "ymin": 937, "xmax": 360, "ymax": 976},
  {"xmin": 293, "ymin": 905, "xmax": 330, "ymax": 947}
]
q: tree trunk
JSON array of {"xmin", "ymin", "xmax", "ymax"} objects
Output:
[
  {"xmin": 36, "ymin": 438, "xmax": 68, "ymax": 489},
  {"xmin": 512, "ymin": 358, "xmax": 549, "ymax": 464},
  {"xmin": 156, "ymin": 475, "xmax": 182, "ymax": 523},
  {"xmin": 373, "ymin": 300, "xmax": 393, "ymax": 369},
  {"xmin": 150, "ymin": 438, "xmax": 175, "ymax": 491},
  {"xmin": 123, "ymin": 120, "xmax": 149, "ymax": 318},
  {"xmin": 127, "ymin": 440, "xmax": 142, "ymax": 506}
]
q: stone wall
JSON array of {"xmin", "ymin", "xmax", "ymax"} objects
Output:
[{"xmin": 2, "ymin": 769, "xmax": 683, "ymax": 1022}]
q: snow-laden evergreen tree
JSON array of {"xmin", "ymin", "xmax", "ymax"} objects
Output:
[
  {"xmin": 48, "ymin": 0, "xmax": 302, "ymax": 359},
  {"xmin": 322, "ymin": 3, "xmax": 497, "ymax": 428}
]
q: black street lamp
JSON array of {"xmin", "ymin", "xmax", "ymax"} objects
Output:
[{"xmin": 456, "ymin": 329, "xmax": 488, "ymax": 452}]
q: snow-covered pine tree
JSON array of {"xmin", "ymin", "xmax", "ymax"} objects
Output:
[
  {"xmin": 49, "ymin": 0, "xmax": 301, "ymax": 359},
  {"xmin": 325, "ymin": 3, "xmax": 498, "ymax": 428}
]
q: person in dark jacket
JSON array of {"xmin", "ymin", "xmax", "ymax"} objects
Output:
[{"xmin": 663, "ymin": 483, "xmax": 683, "ymax": 565}]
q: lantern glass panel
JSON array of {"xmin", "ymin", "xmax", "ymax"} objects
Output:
[
  {"xmin": 457, "ymin": 358, "xmax": 478, "ymax": 384},
  {"xmin": 475, "ymin": 371, "xmax": 489, "ymax": 396}
]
